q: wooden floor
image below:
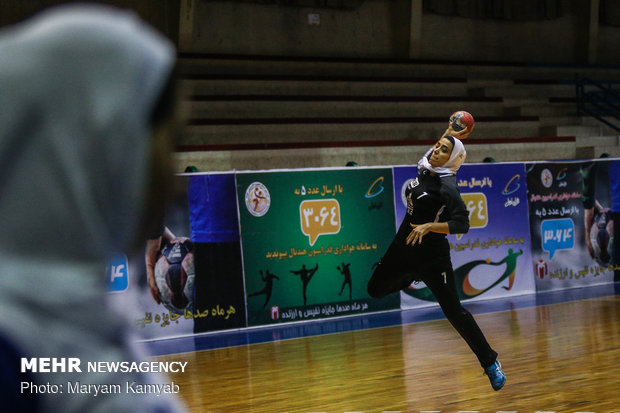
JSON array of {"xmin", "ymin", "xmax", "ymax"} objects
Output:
[{"xmin": 157, "ymin": 295, "xmax": 620, "ymax": 412}]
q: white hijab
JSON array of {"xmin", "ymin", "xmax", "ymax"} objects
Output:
[{"xmin": 418, "ymin": 136, "xmax": 467, "ymax": 176}]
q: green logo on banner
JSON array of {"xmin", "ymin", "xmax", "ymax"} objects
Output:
[{"xmin": 405, "ymin": 248, "xmax": 523, "ymax": 301}]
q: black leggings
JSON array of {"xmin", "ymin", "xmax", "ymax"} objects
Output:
[{"xmin": 368, "ymin": 240, "xmax": 498, "ymax": 368}]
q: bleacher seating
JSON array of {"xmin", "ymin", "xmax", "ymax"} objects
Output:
[{"xmin": 174, "ymin": 55, "xmax": 620, "ymax": 171}]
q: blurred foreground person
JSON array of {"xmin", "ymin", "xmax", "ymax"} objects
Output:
[{"xmin": 0, "ymin": 4, "xmax": 186, "ymax": 412}]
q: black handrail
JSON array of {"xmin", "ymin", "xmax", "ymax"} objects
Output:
[{"xmin": 576, "ymin": 75, "xmax": 620, "ymax": 132}]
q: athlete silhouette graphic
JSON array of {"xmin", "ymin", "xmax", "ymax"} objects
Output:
[
  {"xmin": 289, "ymin": 263, "xmax": 319, "ymax": 306},
  {"xmin": 248, "ymin": 269, "xmax": 279, "ymax": 308},
  {"xmin": 337, "ymin": 262, "xmax": 353, "ymax": 300}
]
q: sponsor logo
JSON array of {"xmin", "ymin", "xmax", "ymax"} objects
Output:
[
  {"xmin": 502, "ymin": 174, "xmax": 521, "ymax": 195},
  {"xmin": 405, "ymin": 249, "xmax": 524, "ymax": 301},
  {"xmin": 541, "ymin": 168, "xmax": 553, "ymax": 188},
  {"xmin": 245, "ymin": 182, "xmax": 271, "ymax": 217},
  {"xmin": 536, "ymin": 259, "xmax": 549, "ymax": 279},
  {"xmin": 365, "ymin": 176, "xmax": 385, "ymax": 198}
]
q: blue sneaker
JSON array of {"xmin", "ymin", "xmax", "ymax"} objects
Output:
[{"xmin": 484, "ymin": 360, "xmax": 506, "ymax": 391}]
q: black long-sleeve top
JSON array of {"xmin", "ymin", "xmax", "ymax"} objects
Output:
[{"xmin": 395, "ymin": 169, "xmax": 470, "ymax": 247}]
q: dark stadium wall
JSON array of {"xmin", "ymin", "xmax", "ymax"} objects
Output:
[
  {"xmin": 0, "ymin": 0, "xmax": 180, "ymax": 43},
  {"xmin": 182, "ymin": 0, "xmax": 620, "ymax": 65},
  {"xmin": 183, "ymin": 0, "xmax": 412, "ymax": 58},
  {"xmin": 2, "ymin": 0, "xmax": 620, "ymax": 65}
]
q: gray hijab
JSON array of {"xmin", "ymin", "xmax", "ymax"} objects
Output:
[
  {"xmin": 0, "ymin": 6, "xmax": 185, "ymax": 413},
  {"xmin": 0, "ymin": 4, "xmax": 175, "ymax": 263}
]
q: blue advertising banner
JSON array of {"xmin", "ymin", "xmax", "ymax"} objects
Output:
[
  {"xmin": 393, "ymin": 163, "xmax": 536, "ymax": 308},
  {"xmin": 106, "ymin": 158, "xmax": 619, "ymax": 339},
  {"xmin": 106, "ymin": 177, "xmax": 196, "ymax": 340},
  {"xmin": 526, "ymin": 160, "xmax": 619, "ymax": 291},
  {"xmin": 106, "ymin": 175, "xmax": 247, "ymax": 340}
]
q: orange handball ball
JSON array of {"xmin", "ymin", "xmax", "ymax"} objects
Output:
[{"xmin": 449, "ymin": 111, "xmax": 475, "ymax": 133}]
